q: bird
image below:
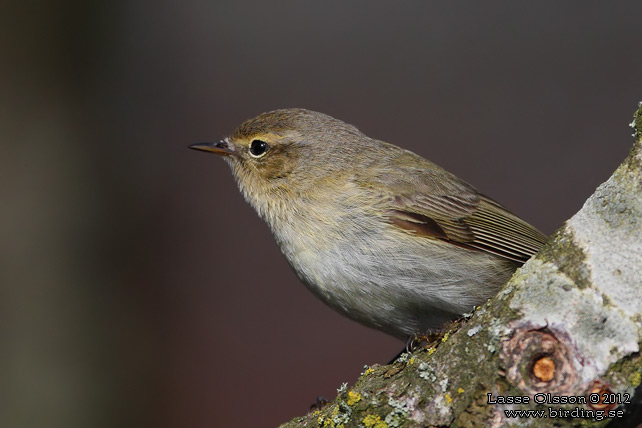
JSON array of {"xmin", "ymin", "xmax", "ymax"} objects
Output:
[{"xmin": 190, "ymin": 108, "xmax": 547, "ymax": 340}]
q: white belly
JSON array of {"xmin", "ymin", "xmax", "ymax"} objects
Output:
[{"xmin": 275, "ymin": 218, "xmax": 516, "ymax": 339}]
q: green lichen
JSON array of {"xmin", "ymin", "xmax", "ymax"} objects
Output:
[
  {"xmin": 395, "ymin": 352, "xmax": 411, "ymax": 363},
  {"xmin": 383, "ymin": 412, "xmax": 403, "ymax": 428},
  {"xmin": 538, "ymin": 228, "xmax": 591, "ymax": 289},
  {"xmin": 439, "ymin": 377, "xmax": 449, "ymax": 392},
  {"xmin": 466, "ymin": 324, "xmax": 482, "ymax": 337},
  {"xmin": 383, "ymin": 397, "xmax": 410, "ymax": 427},
  {"xmin": 332, "ymin": 401, "xmax": 352, "ymax": 426},
  {"xmin": 417, "ymin": 362, "xmax": 436, "ymax": 381},
  {"xmin": 387, "ymin": 397, "xmax": 409, "ymax": 416},
  {"xmin": 485, "ymin": 342, "xmax": 497, "ymax": 354},
  {"xmin": 605, "ymin": 351, "xmax": 642, "ymax": 390},
  {"xmin": 630, "ymin": 101, "xmax": 642, "ymax": 139}
]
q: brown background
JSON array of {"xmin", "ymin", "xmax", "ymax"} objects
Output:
[{"xmin": 2, "ymin": 2, "xmax": 642, "ymax": 427}]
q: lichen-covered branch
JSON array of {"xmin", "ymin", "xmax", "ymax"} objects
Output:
[{"xmin": 279, "ymin": 104, "xmax": 642, "ymax": 428}]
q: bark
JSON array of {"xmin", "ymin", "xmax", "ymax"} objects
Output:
[{"xmin": 279, "ymin": 104, "xmax": 642, "ymax": 428}]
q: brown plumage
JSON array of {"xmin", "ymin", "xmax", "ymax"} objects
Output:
[{"xmin": 191, "ymin": 108, "xmax": 547, "ymax": 339}]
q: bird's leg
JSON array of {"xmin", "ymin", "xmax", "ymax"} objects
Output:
[{"xmin": 386, "ymin": 333, "xmax": 430, "ymax": 364}]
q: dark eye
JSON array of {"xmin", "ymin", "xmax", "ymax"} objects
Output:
[{"xmin": 249, "ymin": 140, "xmax": 269, "ymax": 157}]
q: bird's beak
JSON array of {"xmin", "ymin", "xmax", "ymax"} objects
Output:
[{"xmin": 189, "ymin": 140, "xmax": 234, "ymax": 156}]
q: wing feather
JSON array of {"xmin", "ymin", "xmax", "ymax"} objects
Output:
[{"xmin": 357, "ymin": 147, "xmax": 547, "ymax": 263}]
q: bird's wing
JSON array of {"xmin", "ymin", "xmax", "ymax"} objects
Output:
[{"xmin": 356, "ymin": 149, "xmax": 547, "ymax": 263}]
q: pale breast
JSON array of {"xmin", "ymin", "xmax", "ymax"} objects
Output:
[{"xmin": 271, "ymin": 199, "xmax": 516, "ymax": 338}]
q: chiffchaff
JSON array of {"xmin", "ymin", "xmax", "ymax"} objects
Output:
[{"xmin": 190, "ymin": 109, "xmax": 546, "ymax": 340}]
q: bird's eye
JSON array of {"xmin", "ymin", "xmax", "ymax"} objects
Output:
[{"xmin": 249, "ymin": 139, "xmax": 269, "ymax": 158}]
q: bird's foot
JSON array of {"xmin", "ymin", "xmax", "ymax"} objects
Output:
[{"xmin": 406, "ymin": 333, "xmax": 430, "ymax": 353}]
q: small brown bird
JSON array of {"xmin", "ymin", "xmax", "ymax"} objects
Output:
[{"xmin": 190, "ymin": 109, "xmax": 546, "ymax": 340}]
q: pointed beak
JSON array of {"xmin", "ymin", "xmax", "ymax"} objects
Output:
[{"xmin": 189, "ymin": 140, "xmax": 234, "ymax": 156}]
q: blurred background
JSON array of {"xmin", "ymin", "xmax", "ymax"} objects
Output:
[{"xmin": 2, "ymin": 1, "xmax": 641, "ymax": 427}]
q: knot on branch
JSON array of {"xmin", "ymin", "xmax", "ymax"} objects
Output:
[
  {"xmin": 501, "ymin": 328, "xmax": 578, "ymax": 395},
  {"xmin": 586, "ymin": 381, "xmax": 617, "ymax": 412}
]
